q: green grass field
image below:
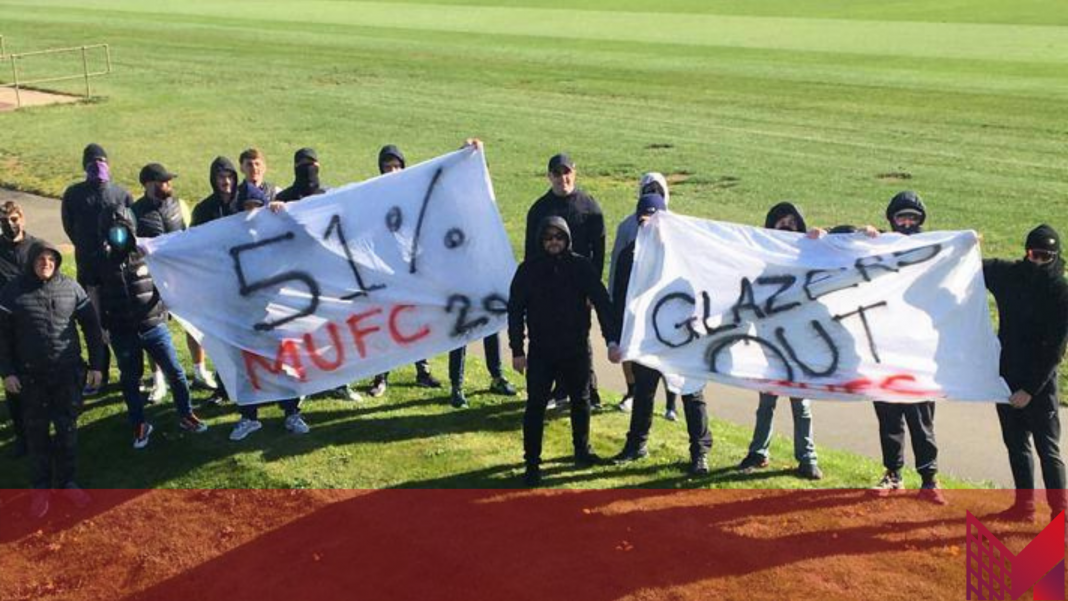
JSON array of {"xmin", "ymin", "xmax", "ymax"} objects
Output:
[{"xmin": 0, "ymin": 1, "xmax": 1064, "ymax": 487}]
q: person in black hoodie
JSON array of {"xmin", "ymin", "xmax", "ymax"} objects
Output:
[
  {"xmin": 872, "ymin": 191, "xmax": 944, "ymax": 504},
  {"xmin": 276, "ymin": 147, "xmax": 326, "ymax": 202},
  {"xmin": 368, "ymin": 145, "xmax": 442, "ymax": 397},
  {"xmin": 97, "ymin": 206, "xmax": 207, "ymax": 450},
  {"xmin": 509, "ymin": 215, "xmax": 621, "ymax": 486},
  {"xmin": 735, "ymin": 202, "xmax": 822, "ymax": 480},
  {"xmin": 191, "ymin": 156, "xmax": 239, "ymax": 227},
  {"xmin": 0, "ymin": 201, "xmax": 41, "ymax": 458},
  {"xmin": 0, "ymin": 241, "xmax": 105, "ymax": 518},
  {"xmin": 984, "ymin": 224, "xmax": 1068, "ymax": 522},
  {"xmin": 60, "ymin": 143, "xmax": 133, "ymax": 394},
  {"xmin": 610, "ymin": 194, "xmax": 712, "ymax": 475},
  {"xmin": 523, "ymin": 153, "xmax": 607, "ymax": 410}
]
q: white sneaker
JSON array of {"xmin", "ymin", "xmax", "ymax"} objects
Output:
[
  {"xmin": 192, "ymin": 365, "xmax": 218, "ymax": 390},
  {"xmin": 618, "ymin": 396, "xmax": 633, "ymax": 412},
  {"xmin": 148, "ymin": 370, "xmax": 168, "ymax": 403},
  {"xmin": 664, "ymin": 409, "xmax": 678, "ymax": 422},
  {"xmin": 546, "ymin": 398, "xmax": 558, "ymax": 411},
  {"xmin": 229, "ymin": 418, "xmax": 262, "ymax": 441},
  {"xmin": 133, "ymin": 423, "xmax": 154, "ymax": 450},
  {"xmin": 285, "ymin": 413, "xmax": 310, "ymax": 435}
]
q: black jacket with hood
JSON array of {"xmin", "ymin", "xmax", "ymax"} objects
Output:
[
  {"xmin": 0, "ymin": 232, "xmax": 43, "ymax": 288},
  {"xmin": 885, "ymin": 191, "xmax": 927, "ymax": 236},
  {"xmin": 191, "ymin": 157, "xmax": 239, "ymax": 227},
  {"xmin": 96, "ymin": 206, "xmax": 167, "ymax": 333},
  {"xmin": 133, "ymin": 193, "xmax": 186, "ymax": 238},
  {"xmin": 61, "ymin": 179, "xmax": 134, "ymax": 285},
  {"xmin": 983, "ymin": 225, "xmax": 1068, "ymax": 396},
  {"xmin": 524, "ymin": 188, "xmax": 606, "ymax": 277},
  {"xmin": 0, "ymin": 241, "xmax": 106, "ymax": 376},
  {"xmin": 765, "ymin": 202, "xmax": 808, "ymax": 233},
  {"xmin": 277, "ymin": 162, "xmax": 326, "ymax": 202},
  {"xmin": 509, "ymin": 216, "xmax": 618, "ymax": 357}
]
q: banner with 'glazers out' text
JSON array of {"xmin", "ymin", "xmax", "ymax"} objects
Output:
[
  {"xmin": 142, "ymin": 148, "xmax": 516, "ymax": 404},
  {"xmin": 620, "ymin": 212, "xmax": 1010, "ymax": 403}
]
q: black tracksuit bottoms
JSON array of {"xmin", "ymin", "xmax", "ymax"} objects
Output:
[
  {"xmin": 873, "ymin": 400, "xmax": 938, "ymax": 479},
  {"xmin": 625, "ymin": 363, "xmax": 711, "ymax": 460},
  {"xmin": 523, "ymin": 345, "xmax": 591, "ymax": 467},
  {"xmin": 996, "ymin": 380, "xmax": 1067, "ymax": 513}
]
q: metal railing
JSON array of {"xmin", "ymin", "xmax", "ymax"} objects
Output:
[
  {"xmin": 0, "ymin": 36, "xmax": 7, "ymax": 59},
  {"xmin": 1, "ymin": 43, "xmax": 112, "ymax": 109}
]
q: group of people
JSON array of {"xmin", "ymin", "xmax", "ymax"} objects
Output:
[{"xmin": 0, "ymin": 141, "xmax": 1064, "ymax": 526}]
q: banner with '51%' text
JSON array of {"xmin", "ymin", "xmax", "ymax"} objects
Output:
[{"xmin": 142, "ymin": 148, "xmax": 516, "ymax": 404}]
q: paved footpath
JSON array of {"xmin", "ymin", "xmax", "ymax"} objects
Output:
[{"xmin": 9, "ymin": 186, "xmax": 1060, "ymax": 487}]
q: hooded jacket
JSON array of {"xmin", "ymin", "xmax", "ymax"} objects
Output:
[
  {"xmin": 609, "ymin": 173, "xmax": 670, "ymax": 297},
  {"xmin": 191, "ymin": 156, "xmax": 239, "ymax": 227},
  {"xmin": 508, "ymin": 216, "xmax": 618, "ymax": 357},
  {"xmin": 765, "ymin": 202, "xmax": 808, "ymax": 233},
  {"xmin": 96, "ymin": 206, "xmax": 167, "ymax": 333},
  {"xmin": 885, "ymin": 191, "xmax": 927, "ymax": 235},
  {"xmin": 983, "ymin": 225, "xmax": 1068, "ymax": 396},
  {"xmin": 0, "ymin": 241, "xmax": 106, "ymax": 376},
  {"xmin": 61, "ymin": 176, "xmax": 134, "ymax": 286},
  {"xmin": 378, "ymin": 145, "xmax": 406, "ymax": 173},
  {"xmin": 277, "ymin": 162, "xmax": 326, "ymax": 202},
  {"xmin": 0, "ymin": 232, "xmax": 43, "ymax": 289},
  {"xmin": 132, "ymin": 192, "xmax": 186, "ymax": 238},
  {"xmin": 524, "ymin": 186, "xmax": 606, "ymax": 277}
]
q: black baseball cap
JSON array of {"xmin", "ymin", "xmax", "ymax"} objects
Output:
[
  {"xmin": 547, "ymin": 153, "xmax": 575, "ymax": 173},
  {"xmin": 139, "ymin": 163, "xmax": 178, "ymax": 185},
  {"xmin": 294, "ymin": 147, "xmax": 318, "ymax": 164}
]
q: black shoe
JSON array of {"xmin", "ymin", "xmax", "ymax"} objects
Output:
[
  {"xmin": 450, "ymin": 389, "xmax": 469, "ymax": 409},
  {"xmin": 416, "ymin": 371, "xmax": 442, "ymax": 388},
  {"xmin": 11, "ymin": 437, "xmax": 27, "ymax": 459},
  {"xmin": 797, "ymin": 462, "xmax": 824, "ymax": 481},
  {"xmin": 574, "ymin": 452, "xmax": 605, "ymax": 468},
  {"xmin": 523, "ymin": 465, "xmax": 542, "ymax": 487},
  {"xmin": 689, "ymin": 455, "xmax": 710, "ymax": 476},
  {"xmin": 612, "ymin": 446, "xmax": 649, "ymax": 464},
  {"xmin": 369, "ymin": 377, "xmax": 387, "ymax": 398},
  {"xmin": 489, "ymin": 377, "xmax": 517, "ymax": 396},
  {"xmin": 203, "ymin": 390, "xmax": 228, "ymax": 407},
  {"xmin": 737, "ymin": 453, "xmax": 769, "ymax": 473}
]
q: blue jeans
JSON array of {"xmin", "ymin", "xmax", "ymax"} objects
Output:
[
  {"xmin": 111, "ymin": 323, "xmax": 193, "ymax": 426},
  {"xmin": 449, "ymin": 333, "xmax": 502, "ymax": 390},
  {"xmin": 748, "ymin": 393, "xmax": 817, "ymax": 464}
]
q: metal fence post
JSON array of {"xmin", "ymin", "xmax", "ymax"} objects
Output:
[
  {"xmin": 10, "ymin": 55, "xmax": 20, "ymax": 109},
  {"xmin": 81, "ymin": 46, "xmax": 90, "ymax": 99}
]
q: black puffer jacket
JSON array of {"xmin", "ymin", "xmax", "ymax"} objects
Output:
[
  {"xmin": 509, "ymin": 216, "xmax": 618, "ymax": 357},
  {"xmin": 191, "ymin": 156, "xmax": 238, "ymax": 227},
  {"xmin": 96, "ymin": 206, "xmax": 167, "ymax": 333},
  {"xmin": 0, "ymin": 241, "xmax": 106, "ymax": 376},
  {"xmin": 61, "ymin": 180, "xmax": 134, "ymax": 285},
  {"xmin": 133, "ymin": 194, "xmax": 186, "ymax": 238},
  {"xmin": 983, "ymin": 226, "xmax": 1068, "ymax": 395},
  {"xmin": 523, "ymin": 188, "xmax": 606, "ymax": 277},
  {"xmin": 0, "ymin": 233, "xmax": 42, "ymax": 288}
]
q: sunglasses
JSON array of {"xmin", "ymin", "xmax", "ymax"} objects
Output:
[
  {"xmin": 542, "ymin": 233, "xmax": 567, "ymax": 242},
  {"xmin": 1028, "ymin": 249, "xmax": 1058, "ymax": 263}
]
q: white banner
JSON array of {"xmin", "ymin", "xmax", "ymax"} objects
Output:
[
  {"xmin": 142, "ymin": 148, "xmax": 516, "ymax": 404},
  {"xmin": 620, "ymin": 213, "xmax": 1010, "ymax": 403}
]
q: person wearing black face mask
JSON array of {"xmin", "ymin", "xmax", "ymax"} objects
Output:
[
  {"xmin": 60, "ymin": 143, "xmax": 133, "ymax": 395},
  {"xmin": 277, "ymin": 147, "xmax": 326, "ymax": 202},
  {"xmin": 983, "ymin": 225, "xmax": 1068, "ymax": 523},
  {"xmin": 0, "ymin": 201, "xmax": 42, "ymax": 458},
  {"xmin": 871, "ymin": 190, "xmax": 944, "ymax": 504}
]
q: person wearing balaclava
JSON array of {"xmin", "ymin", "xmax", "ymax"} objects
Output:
[
  {"xmin": 983, "ymin": 224, "xmax": 1068, "ymax": 523},
  {"xmin": 277, "ymin": 147, "xmax": 326, "ymax": 202},
  {"xmin": 612, "ymin": 173, "xmax": 677, "ymax": 419},
  {"xmin": 610, "ymin": 194, "xmax": 712, "ymax": 476},
  {"xmin": 509, "ymin": 214, "xmax": 621, "ymax": 487},
  {"xmin": 734, "ymin": 202, "xmax": 822, "ymax": 481},
  {"xmin": 60, "ymin": 143, "xmax": 133, "ymax": 395},
  {"xmin": 0, "ymin": 241, "xmax": 106, "ymax": 519},
  {"xmin": 871, "ymin": 190, "xmax": 944, "ymax": 505},
  {"xmin": 368, "ymin": 145, "xmax": 444, "ymax": 399},
  {"xmin": 523, "ymin": 153, "xmax": 608, "ymax": 410},
  {"xmin": 0, "ymin": 201, "xmax": 41, "ymax": 459},
  {"xmin": 95, "ymin": 205, "xmax": 208, "ymax": 450}
]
